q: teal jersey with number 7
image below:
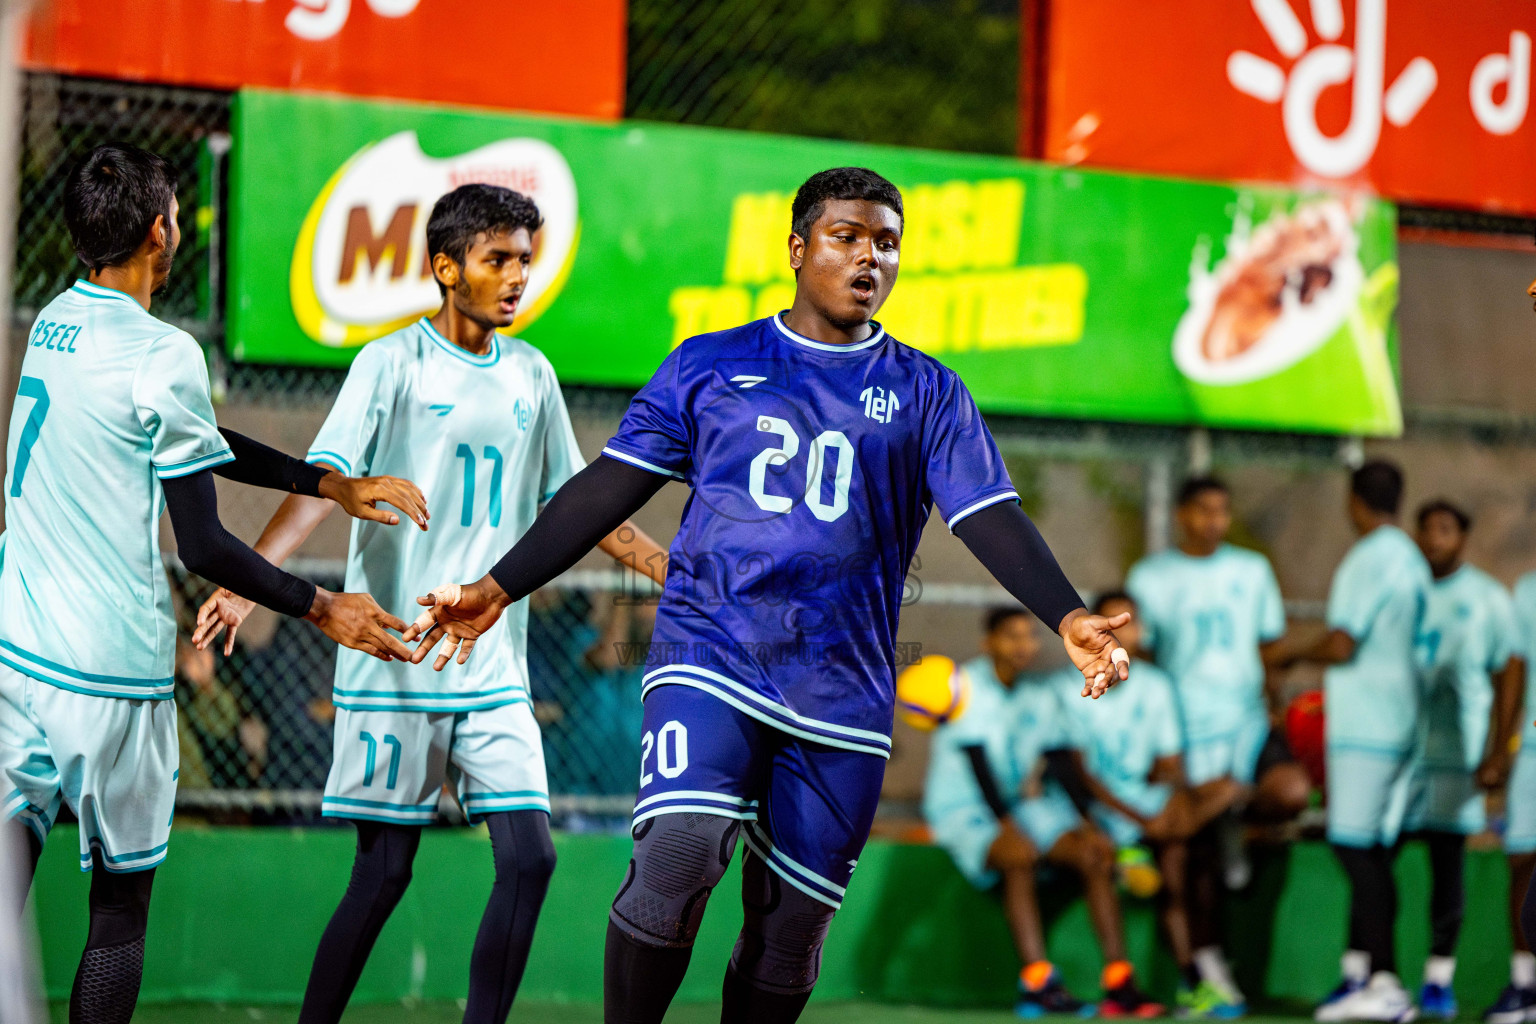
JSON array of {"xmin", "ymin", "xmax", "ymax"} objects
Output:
[
  {"xmin": 0, "ymin": 281, "xmax": 234, "ymax": 698},
  {"xmin": 306, "ymin": 318, "xmax": 585, "ymax": 713}
]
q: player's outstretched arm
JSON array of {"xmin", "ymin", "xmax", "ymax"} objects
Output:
[
  {"xmin": 952, "ymin": 501, "xmax": 1129, "ymax": 698},
  {"xmin": 405, "ymin": 455, "xmax": 671, "ymax": 669},
  {"xmin": 214, "ymin": 429, "xmax": 429, "ymax": 529},
  {"xmin": 596, "ymin": 519, "xmax": 669, "ymax": 589},
  {"xmin": 164, "ymin": 469, "xmax": 412, "ymax": 662}
]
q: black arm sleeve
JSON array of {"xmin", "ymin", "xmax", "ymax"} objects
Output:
[
  {"xmin": 212, "ymin": 428, "xmax": 329, "ymax": 496},
  {"xmin": 952, "ymin": 501, "xmax": 1084, "ymax": 632},
  {"xmin": 487, "ymin": 454, "xmax": 670, "ymax": 600},
  {"xmin": 1043, "ymin": 748, "xmax": 1095, "ymax": 817},
  {"xmin": 163, "ymin": 470, "xmax": 317, "ymax": 618},
  {"xmin": 962, "ymin": 744, "xmax": 1013, "ymax": 821}
]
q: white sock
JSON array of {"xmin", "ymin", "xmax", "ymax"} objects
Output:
[
  {"xmin": 1513, "ymin": 951, "xmax": 1536, "ymax": 988},
  {"xmin": 1424, "ymin": 955, "xmax": 1455, "ymax": 987},
  {"xmin": 1194, "ymin": 947, "xmax": 1243, "ymax": 1000},
  {"xmin": 1342, "ymin": 950, "xmax": 1371, "ymax": 983}
]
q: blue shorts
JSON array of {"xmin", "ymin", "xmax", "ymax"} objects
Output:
[
  {"xmin": 634, "ymin": 683, "xmax": 885, "ymax": 909},
  {"xmin": 1092, "ymin": 783, "xmax": 1173, "ymax": 849},
  {"xmin": 1506, "ymin": 748, "xmax": 1536, "ymax": 854},
  {"xmin": 1326, "ymin": 744, "xmax": 1415, "ymax": 848},
  {"xmin": 1186, "ymin": 715, "xmax": 1272, "ymax": 786},
  {"xmin": 1406, "ymin": 760, "xmax": 1484, "ymax": 835}
]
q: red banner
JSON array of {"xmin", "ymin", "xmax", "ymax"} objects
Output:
[
  {"xmin": 1040, "ymin": 0, "xmax": 1536, "ymax": 214},
  {"xmin": 24, "ymin": 0, "xmax": 626, "ymax": 119}
]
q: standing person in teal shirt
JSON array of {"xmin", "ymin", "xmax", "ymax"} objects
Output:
[
  {"xmin": 1408, "ymin": 500, "xmax": 1522, "ymax": 1020},
  {"xmin": 1126, "ymin": 476, "xmax": 1312, "ymax": 1018},
  {"xmin": 1271, "ymin": 460, "xmax": 1431, "ymax": 1023},
  {"xmin": 1493, "ymin": 571, "xmax": 1536, "ymax": 1024}
]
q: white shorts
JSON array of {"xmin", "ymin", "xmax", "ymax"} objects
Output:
[
  {"xmin": 1185, "ymin": 714, "xmax": 1270, "ymax": 786},
  {"xmin": 322, "ymin": 699, "xmax": 549, "ymax": 825},
  {"xmin": 1326, "ymin": 744, "xmax": 1415, "ymax": 848},
  {"xmin": 1506, "ymin": 748, "xmax": 1536, "ymax": 854},
  {"xmin": 0, "ymin": 663, "xmax": 178, "ymax": 873}
]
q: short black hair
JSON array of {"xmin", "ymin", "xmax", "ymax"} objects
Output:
[
  {"xmin": 1417, "ymin": 498, "xmax": 1471, "ymax": 533},
  {"xmin": 1178, "ymin": 475, "xmax": 1229, "ymax": 507},
  {"xmin": 64, "ymin": 144, "xmax": 178, "ymax": 272},
  {"xmin": 425, "ymin": 184, "xmax": 544, "ymax": 294},
  {"xmin": 1092, "ymin": 590, "xmax": 1136, "ymax": 617},
  {"xmin": 1351, "ymin": 459, "xmax": 1404, "ymax": 515},
  {"xmin": 984, "ymin": 605, "xmax": 1029, "ymax": 635},
  {"xmin": 790, "ymin": 167, "xmax": 903, "ymax": 241}
]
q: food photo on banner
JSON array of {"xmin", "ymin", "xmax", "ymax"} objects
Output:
[{"xmin": 228, "ymin": 89, "xmax": 1402, "ymax": 436}]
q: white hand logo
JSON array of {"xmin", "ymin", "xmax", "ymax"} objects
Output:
[{"xmin": 1227, "ymin": 0, "xmax": 1436, "ymax": 178}]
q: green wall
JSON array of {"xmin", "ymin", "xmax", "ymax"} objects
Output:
[{"xmin": 28, "ymin": 825, "xmax": 1516, "ymax": 1009}]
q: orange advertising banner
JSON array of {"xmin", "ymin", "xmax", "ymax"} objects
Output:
[
  {"xmin": 1041, "ymin": 0, "xmax": 1536, "ymax": 214},
  {"xmin": 24, "ymin": 0, "xmax": 626, "ymax": 119}
]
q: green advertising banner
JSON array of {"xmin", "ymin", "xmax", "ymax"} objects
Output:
[{"xmin": 229, "ymin": 89, "xmax": 1402, "ymax": 435}]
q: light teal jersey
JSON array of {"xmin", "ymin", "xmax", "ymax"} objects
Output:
[
  {"xmin": 922, "ymin": 656, "xmax": 1075, "ymax": 828},
  {"xmin": 308, "ymin": 318, "xmax": 584, "ymax": 713},
  {"xmin": 1051, "ymin": 660, "xmax": 1183, "ymax": 814},
  {"xmin": 1126, "ymin": 544, "xmax": 1284, "ymax": 743},
  {"xmin": 1513, "ymin": 573, "xmax": 1536, "ymax": 750},
  {"xmin": 0, "ymin": 281, "xmax": 233, "ymax": 699},
  {"xmin": 1324, "ymin": 525, "xmax": 1432, "ymax": 752},
  {"xmin": 1416, "ymin": 564, "xmax": 1516, "ymax": 771}
]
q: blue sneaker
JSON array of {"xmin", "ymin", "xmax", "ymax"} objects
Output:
[
  {"xmin": 1420, "ymin": 982, "xmax": 1457, "ymax": 1021},
  {"xmin": 1017, "ymin": 972, "xmax": 1094, "ymax": 1019},
  {"xmin": 1484, "ymin": 983, "xmax": 1536, "ymax": 1024},
  {"xmin": 1315, "ymin": 978, "xmax": 1367, "ymax": 1022}
]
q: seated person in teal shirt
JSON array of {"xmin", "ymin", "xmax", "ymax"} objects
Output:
[{"xmin": 923, "ymin": 607, "xmax": 1160, "ymax": 1019}]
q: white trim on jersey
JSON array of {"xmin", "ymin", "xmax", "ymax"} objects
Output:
[
  {"xmin": 740, "ymin": 821, "xmax": 844, "ymax": 908},
  {"xmin": 601, "ymin": 446, "xmax": 685, "ymax": 480},
  {"xmin": 945, "ymin": 490, "xmax": 1021, "ymax": 532},
  {"xmin": 771, "ymin": 313, "xmax": 886, "ymax": 354},
  {"xmin": 641, "ymin": 666, "xmax": 892, "ymax": 759}
]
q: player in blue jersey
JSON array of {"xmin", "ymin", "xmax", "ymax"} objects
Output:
[
  {"xmin": 1494, "ymin": 570, "xmax": 1536, "ymax": 1024},
  {"xmin": 1053, "ymin": 591, "xmax": 1244, "ymax": 1019},
  {"xmin": 192, "ymin": 185, "xmax": 668, "ymax": 1024},
  {"xmin": 1126, "ymin": 476, "xmax": 1311, "ymax": 1017},
  {"xmin": 925, "ymin": 607, "xmax": 1160, "ymax": 1018},
  {"xmin": 1408, "ymin": 500, "xmax": 1522, "ymax": 1019},
  {"xmin": 403, "ymin": 167, "xmax": 1131, "ymax": 1023},
  {"xmin": 1269, "ymin": 460, "xmax": 1431, "ymax": 1024},
  {"xmin": 0, "ymin": 145, "xmax": 424, "ymax": 1024}
]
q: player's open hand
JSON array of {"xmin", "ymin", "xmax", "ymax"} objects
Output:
[
  {"xmin": 403, "ymin": 577, "xmax": 511, "ymax": 671},
  {"xmin": 319, "ymin": 471, "xmax": 430, "ymax": 530},
  {"xmin": 193, "ymin": 587, "xmax": 256, "ymax": 656},
  {"xmin": 305, "ymin": 589, "xmax": 413, "ymax": 662},
  {"xmin": 1059, "ymin": 608, "xmax": 1131, "ymax": 699}
]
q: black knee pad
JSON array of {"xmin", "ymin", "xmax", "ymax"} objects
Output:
[
  {"xmin": 352, "ymin": 822, "xmax": 420, "ymax": 905},
  {"xmin": 486, "ymin": 809, "xmax": 558, "ymax": 887},
  {"xmin": 730, "ymin": 849, "xmax": 836, "ymax": 996},
  {"xmin": 611, "ymin": 812, "xmax": 740, "ymax": 947}
]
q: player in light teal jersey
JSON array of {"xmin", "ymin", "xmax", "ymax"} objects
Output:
[
  {"xmin": 1271, "ymin": 461, "xmax": 1430, "ymax": 1022},
  {"xmin": 923, "ymin": 607, "xmax": 1160, "ymax": 1018},
  {"xmin": 1053, "ymin": 591, "xmax": 1247, "ymax": 1019},
  {"xmin": 1126, "ymin": 477, "xmax": 1311, "ymax": 1017},
  {"xmin": 1407, "ymin": 500, "xmax": 1522, "ymax": 1018},
  {"xmin": 1494, "ymin": 571, "xmax": 1536, "ymax": 1023},
  {"xmin": 195, "ymin": 186, "xmax": 666, "ymax": 1024},
  {"xmin": 0, "ymin": 145, "xmax": 421, "ymax": 1024}
]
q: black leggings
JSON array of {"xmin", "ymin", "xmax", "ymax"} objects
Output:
[{"xmin": 1334, "ymin": 844, "xmax": 1397, "ymax": 974}]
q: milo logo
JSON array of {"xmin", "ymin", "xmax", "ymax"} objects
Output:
[{"xmin": 290, "ymin": 131, "xmax": 580, "ymax": 347}]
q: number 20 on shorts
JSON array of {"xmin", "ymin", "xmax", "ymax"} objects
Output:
[{"xmin": 639, "ymin": 721, "xmax": 689, "ymax": 787}]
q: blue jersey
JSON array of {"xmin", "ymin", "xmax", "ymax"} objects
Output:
[
  {"xmin": 1416, "ymin": 564, "xmax": 1516, "ymax": 770},
  {"xmin": 307, "ymin": 319, "xmax": 584, "ymax": 713},
  {"xmin": 609, "ymin": 315, "xmax": 1016, "ymax": 758},
  {"xmin": 1324, "ymin": 525, "xmax": 1431, "ymax": 752},
  {"xmin": 0, "ymin": 282, "xmax": 233, "ymax": 698},
  {"xmin": 1126, "ymin": 544, "xmax": 1284, "ymax": 744}
]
